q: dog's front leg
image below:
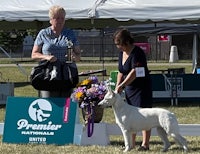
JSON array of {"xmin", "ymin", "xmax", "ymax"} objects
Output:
[{"xmin": 121, "ymin": 129, "xmax": 133, "ymax": 152}]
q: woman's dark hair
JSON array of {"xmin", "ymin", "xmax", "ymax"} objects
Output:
[{"xmin": 113, "ymin": 29, "xmax": 134, "ymax": 46}]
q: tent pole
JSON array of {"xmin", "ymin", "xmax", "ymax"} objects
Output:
[
  {"xmin": 192, "ymin": 34, "xmax": 197, "ymax": 73},
  {"xmin": 154, "ymin": 22, "xmax": 158, "ymax": 62},
  {"xmin": 101, "ymin": 29, "xmax": 105, "ymax": 81}
]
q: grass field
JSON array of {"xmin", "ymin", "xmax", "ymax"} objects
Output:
[{"xmin": 0, "ymin": 60, "xmax": 199, "ymax": 154}]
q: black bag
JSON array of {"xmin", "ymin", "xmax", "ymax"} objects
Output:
[
  {"xmin": 30, "ymin": 60, "xmax": 79, "ymax": 91},
  {"xmin": 63, "ymin": 62, "xmax": 79, "ymax": 88}
]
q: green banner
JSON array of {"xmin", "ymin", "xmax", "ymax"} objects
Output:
[{"xmin": 3, "ymin": 97, "xmax": 77, "ymax": 145}]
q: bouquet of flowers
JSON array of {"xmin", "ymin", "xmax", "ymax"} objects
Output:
[
  {"xmin": 71, "ymin": 76, "xmax": 107, "ymax": 108},
  {"xmin": 71, "ymin": 76, "xmax": 112, "ymax": 137}
]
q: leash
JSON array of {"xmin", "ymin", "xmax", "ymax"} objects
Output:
[{"xmin": 87, "ymin": 104, "xmax": 94, "ymax": 137}]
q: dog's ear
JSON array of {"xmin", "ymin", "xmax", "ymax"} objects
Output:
[
  {"xmin": 106, "ymin": 85, "xmax": 112, "ymax": 93},
  {"xmin": 106, "ymin": 85, "xmax": 115, "ymax": 97},
  {"xmin": 111, "ymin": 89, "xmax": 115, "ymax": 96}
]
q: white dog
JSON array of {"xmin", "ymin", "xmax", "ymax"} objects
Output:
[{"xmin": 98, "ymin": 86, "xmax": 188, "ymax": 152}]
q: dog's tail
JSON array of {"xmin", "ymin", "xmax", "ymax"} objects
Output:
[{"xmin": 170, "ymin": 133, "xmax": 188, "ymax": 151}]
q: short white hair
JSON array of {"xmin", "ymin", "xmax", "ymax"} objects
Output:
[{"xmin": 49, "ymin": 5, "xmax": 66, "ymax": 19}]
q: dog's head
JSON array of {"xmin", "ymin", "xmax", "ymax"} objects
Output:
[{"xmin": 98, "ymin": 86, "xmax": 116, "ymax": 107}]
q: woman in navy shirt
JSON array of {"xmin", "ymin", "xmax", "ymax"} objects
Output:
[{"xmin": 114, "ymin": 29, "xmax": 152, "ymax": 151}]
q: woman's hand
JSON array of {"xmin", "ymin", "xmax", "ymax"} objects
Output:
[
  {"xmin": 48, "ymin": 55, "xmax": 57, "ymax": 62},
  {"xmin": 72, "ymin": 46, "xmax": 81, "ymax": 62},
  {"xmin": 71, "ymin": 52, "xmax": 80, "ymax": 62},
  {"xmin": 115, "ymin": 84, "xmax": 124, "ymax": 94},
  {"xmin": 32, "ymin": 45, "xmax": 57, "ymax": 62}
]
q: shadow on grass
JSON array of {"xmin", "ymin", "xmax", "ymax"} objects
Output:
[
  {"xmin": 0, "ymin": 105, "xmax": 6, "ymax": 109},
  {"xmin": 110, "ymin": 137, "xmax": 200, "ymax": 152},
  {"xmin": 170, "ymin": 145, "xmax": 200, "ymax": 153},
  {"xmin": 110, "ymin": 140, "xmax": 164, "ymax": 147}
]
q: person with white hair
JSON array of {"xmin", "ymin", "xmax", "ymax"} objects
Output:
[{"xmin": 31, "ymin": 5, "xmax": 81, "ymax": 98}]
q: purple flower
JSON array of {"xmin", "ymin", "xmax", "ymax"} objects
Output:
[
  {"xmin": 71, "ymin": 76, "xmax": 107, "ymax": 108},
  {"xmin": 89, "ymin": 76, "xmax": 98, "ymax": 84}
]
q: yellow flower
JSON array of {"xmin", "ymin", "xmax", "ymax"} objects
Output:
[
  {"xmin": 80, "ymin": 79, "xmax": 92, "ymax": 86},
  {"xmin": 75, "ymin": 91, "xmax": 85, "ymax": 101}
]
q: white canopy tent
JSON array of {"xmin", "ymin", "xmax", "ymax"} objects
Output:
[
  {"xmin": 0, "ymin": 0, "xmax": 200, "ymax": 71},
  {"xmin": 1, "ymin": 0, "xmax": 200, "ymax": 22},
  {"xmin": 93, "ymin": 0, "xmax": 200, "ymax": 22},
  {"xmin": 0, "ymin": 0, "xmax": 95, "ymax": 21}
]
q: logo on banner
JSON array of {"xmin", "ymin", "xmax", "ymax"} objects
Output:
[
  {"xmin": 158, "ymin": 35, "xmax": 170, "ymax": 42},
  {"xmin": 165, "ymin": 77, "xmax": 183, "ymax": 91},
  {"xmin": 134, "ymin": 43, "xmax": 150, "ymax": 54},
  {"xmin": 28, "ymin": 99, "xmax": 52, "ymax": 122},
  {"xmin": 164, "ymin": 77, "xmax": 183, "ymax": 97}
]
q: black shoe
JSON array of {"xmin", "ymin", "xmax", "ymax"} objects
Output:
[
  {"xmin": 138, "ymin": 146, "xmax": 149, "ymax": 151},
  {"xmin": 120, "ymin": 146, "xmax": 125, "ymax": 150}
]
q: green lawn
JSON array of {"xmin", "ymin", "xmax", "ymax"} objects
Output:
[{"xmin": 0, "ymin": 61, "xmax": 199, "ymax": 154}]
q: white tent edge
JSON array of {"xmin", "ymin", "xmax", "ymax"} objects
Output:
[{"xmin": 1, "ymin": 0, "xmax": 200, "ymax": 22}]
